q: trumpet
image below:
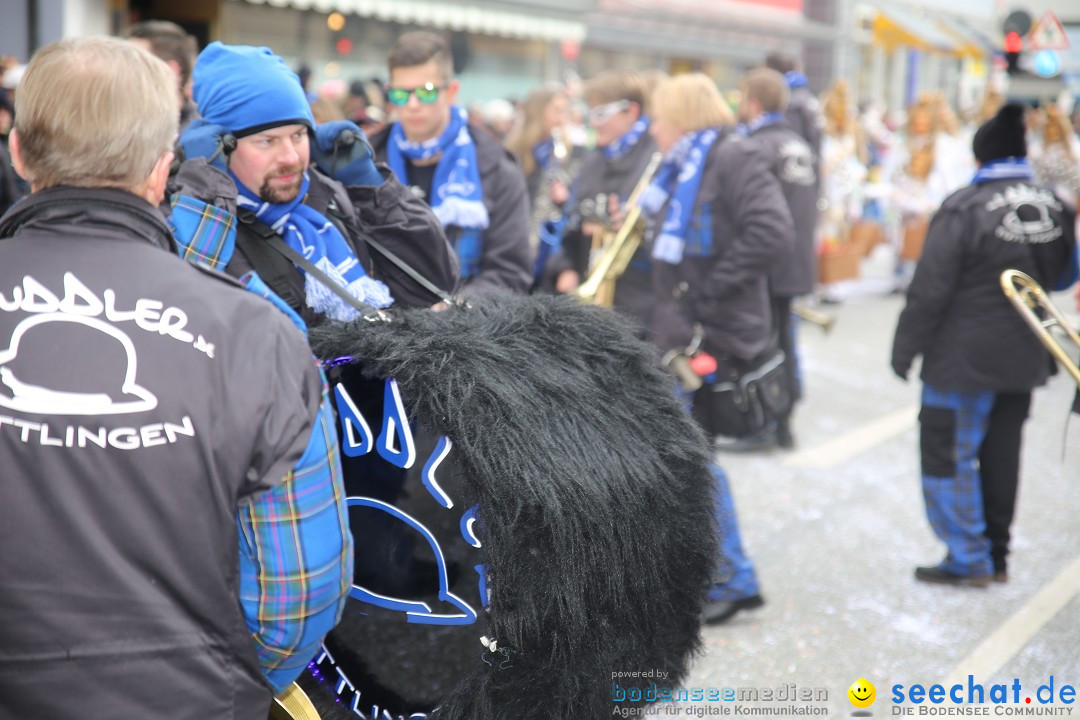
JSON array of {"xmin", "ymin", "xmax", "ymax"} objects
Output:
[
  {"xmin": 1000, "ymin": 269, "xmax": 1080, "ymax": 388},
  {"xmin": 574, "ymin": 152, "xmax": 663, "ymax": 307},
  {"xmin": 792, "ymin": 304, "xmax": 836, "ymax": 334}
]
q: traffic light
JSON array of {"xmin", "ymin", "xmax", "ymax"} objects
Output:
[
  {"xmin": 1002, "ymin": 10, "xmax": 1032, "ymax": 76},
  {"xmin": 1004, "ymin": 31, "xmax": 1023, "ymax": 74}
]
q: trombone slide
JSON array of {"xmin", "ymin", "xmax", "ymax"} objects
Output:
[{"xmin": 1000, "ymin": 269, "xmax": 1080, "ymax": 388}]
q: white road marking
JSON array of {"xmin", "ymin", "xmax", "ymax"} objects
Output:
[
  {"xmin": 783, "ymin": 404, "xmax": 919, "ymax": 469},
  {"xmin": 942, "ymin": 555, "xmax": 1080, "ymax": 686}
]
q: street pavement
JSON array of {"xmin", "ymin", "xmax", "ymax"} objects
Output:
[{"xmin": 663, "ymin": 249, "xmax": 1080, "ymax": 719}]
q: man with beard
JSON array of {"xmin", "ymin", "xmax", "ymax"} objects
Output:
[{"xmin": 177, "ymin": 42, "xmax": 457, "ymax": 321}]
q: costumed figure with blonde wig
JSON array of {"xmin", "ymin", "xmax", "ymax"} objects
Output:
[
  {"xmin": 818, "ymin": 80, "xmax": 866, "ymax": 281},
  {"xmin": 1032, "ymin": 103, "xmax": 1080, "ymax": 214},
  {"xmin": 886, "ymin": 93, "xmax": 953, "ymax": 290}
]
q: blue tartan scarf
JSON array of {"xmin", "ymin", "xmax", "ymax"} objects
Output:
[
  {"xmin": 233, "ymin": 170, "xmax": 393, "ymax": 320},
  {"xmin": 603, "ymin": 116, "xmax": 650, "ymax": 160},
  {"xmin": 972, "ymin": 157, "xmax": 1033, "ymax": 185},
  {"xmin": 640, "ymin": 128, "xmax": 719, "ymax": 264}
]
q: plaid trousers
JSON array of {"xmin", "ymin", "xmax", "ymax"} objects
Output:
[{"xmin": 919, "ymin": 385, "xmax": 995, "ymax": 577}]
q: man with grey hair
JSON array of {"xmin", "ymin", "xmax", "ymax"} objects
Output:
[{"xmin": 0, "ymin": 36, "xmax": 351, "ymax": 718}]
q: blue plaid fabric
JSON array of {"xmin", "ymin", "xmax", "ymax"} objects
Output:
[
  {"xmin": 920, "ymin": 384, "xmax": 995, "ymax": 577},
  {"xmin": 170, "ymin": 194, "xmax": 351, "ymax": 693},
  {"xmin": 168, "ymin": 195, "xmax": 237, "ymax": 271},
  {"xmin": 237, "ymin": 379, "xmax": 352, "ymax": 693}
]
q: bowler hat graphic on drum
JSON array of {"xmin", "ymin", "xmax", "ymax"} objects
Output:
[{"xmin": 0, "ymin": 313, "xmax": 157, "ymax": 415}]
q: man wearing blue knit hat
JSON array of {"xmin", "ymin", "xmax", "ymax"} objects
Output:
[
  {"xmin": 368, "ymin": 31, "xmax": 532, "ymax": 297},
  {"xmin": 179, "ymin": 41, "xmax": 457, "ymax": 321}
]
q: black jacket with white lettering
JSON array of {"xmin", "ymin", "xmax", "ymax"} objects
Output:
[
  {"xmin": 891, "ymin": 178, "xmax": 1077, "ymax": 391},
  {"xmin": 0, "ymin": 187, "xmax": 322, "ymax": 720}
]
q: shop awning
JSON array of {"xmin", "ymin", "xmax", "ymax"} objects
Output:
[
  {"xmin": 243, "ymin": 0, "xmax": 587, "ymax": 42},
  {"xmin": 934, "ymin": 15, "xmax": 990, "ymax": 59},
  {"xmin": 871, "ymin": 5, "xmax": 960, "ymax": 55}
]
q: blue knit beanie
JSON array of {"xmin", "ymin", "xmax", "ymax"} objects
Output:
[{"xmin": 193, "ymin": 42, "xmax": 314, "ymax": 137}]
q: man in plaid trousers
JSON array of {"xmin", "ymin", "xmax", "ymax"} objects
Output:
[{"xmin": 892, "ymin": 103, "xmax": 1077, "ymax": 587}]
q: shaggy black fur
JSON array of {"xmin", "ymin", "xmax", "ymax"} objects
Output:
[{"xmin": 308, "ymin": 294, "xmax": 717, "ymax": 720}]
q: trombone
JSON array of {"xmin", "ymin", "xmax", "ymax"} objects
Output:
[
  {"xmin": 574, "ymin": 152, "xmax": 663, "ymax": 307},
  {"xmin": 792, "ymin": 304, "xmax": 836, "ymax": 334},
  {"xmin": 1000, "ymin": 269, "xmax": 1080, "ymax": 388}
]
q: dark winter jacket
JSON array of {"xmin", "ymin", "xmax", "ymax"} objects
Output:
[
  {"xmin": 892, "ymin": 179, "xmax": 1077, "ymax": 391},
  {"xmin": 748, "ymin": 120, "xmax": 820, "ymax": 297},
  {"xmin": 0, "ymin": 187, "xmax": 323, "ymax": 720},
  {"xmin": 559, "ymin": 133, "xmax": 661, "ymax": 331},
  {"xmin": 786, "ymin": 86, "xmax": 823, "ymax": 178},
  {"xmin": 371, "ymin": 124, "xmax": 532, "ymax": 298},
  {"xmin": 651, "ymin": 128, "xmax": 794, "ymax": 361},
  {"xmin": 228, "ymin": 166, "xmax": 459, "ymax": 323}
]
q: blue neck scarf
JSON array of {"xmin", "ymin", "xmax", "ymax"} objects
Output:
[
  {"xmin": 738, "ymin": 111, "xmax": 786, "ymax": 137},
  {"xmin": 386, "ymin": 106, "xmax": 489, "ymax": 231},
  {"xmin": 785, "ymin": 71, "xmax": 808, "ymax": 89},
  {"xmin": 639, "ymin": 128, "xmax": 719, "ymax": 264},
  {"xmin": 603, "ymin": 116, "xmax": 650, "ymax": 160},
  {"xmin": 972, "ymin": 157, "xmax": 1033, "ymax": 185},
  {"xmin": 233, "ymin": 170, "xmax": 393, "ymax": 320}
]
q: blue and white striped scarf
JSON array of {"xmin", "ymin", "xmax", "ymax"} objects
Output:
[
  {"xmin": 233, "ymin": 170, "xmax": 393, "ymax": 320},
  {"xmin": 640, "ymin": 128, "xmax": 719, "ymax": 264},
  {"xmin": 972, "ymin": 157, "xmax": 1032, "ymax": 185},
  {"xmin": 603, "ymin": 116, "xmax": 651, "ymax": 160}
]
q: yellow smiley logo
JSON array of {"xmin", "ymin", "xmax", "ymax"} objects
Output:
[{"xmin": 848, "ymin": 678, "xmax": 876, "ymax": 708}]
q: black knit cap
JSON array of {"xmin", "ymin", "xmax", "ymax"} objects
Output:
[{"xmin": 972, "ymin": 102, "xmax": 1027, "ymax": 163}]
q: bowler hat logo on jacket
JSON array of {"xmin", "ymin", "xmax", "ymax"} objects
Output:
[
  {"xmin": 986, "ymin": 184, "xmax": 1064, "ymax": 244},
  {"xmin": 779, "ymin": 139, "xmax": 815, "ymax": 186},
  {"xmin": 0, "ymin": 314, "xmax": 157, "ymax": 416}
]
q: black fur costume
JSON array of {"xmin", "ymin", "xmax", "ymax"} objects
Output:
[{"xmin": 304, "ymin": 294, "xmax": 717, "ymax": 720}]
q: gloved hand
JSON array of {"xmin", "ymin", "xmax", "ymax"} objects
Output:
[
  {"xmin": 892, "ymin": 360, "xmax": 910, "ymax": 382},
  {"xmin": 312, "ymin": 120, "xmax": 384, "ymax": 187},
  {"xmin": 175, "ymin": 120, "xmax": 235, "ymax": 173}
]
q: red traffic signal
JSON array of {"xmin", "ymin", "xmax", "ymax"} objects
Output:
[
  {"xmin": 1004, "ymin": 31, "xmax": 1023, "ymax": 54},
  {"xmin": 335, "ymin": 37, "xmax": 353, "ymax": 55}
]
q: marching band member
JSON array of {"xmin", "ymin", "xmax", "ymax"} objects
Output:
[
  {"xmin": 645, "ymin": 72, "xmax": 794, "ymax": 623},
  {"xmin": 892, "ymin": 103, "xmax": 1077, "ymax": 588},
  {"xmin": 552, "ymin": 70, "xmax": 658, "ymax": 325},
  {"xmin": 0, "ymin": 37, "xmax": 351, "ymax": 718},
  {"xmin": 505, "ymin": 83, "xmax": 583, "ymax": 283},
  {"xmin": 738, "ymin": 67, "xmax": 819, "ymax": 450},
  {"xmin": 370, "ymin": 31, "xmax": 533, "ymax": 298}
]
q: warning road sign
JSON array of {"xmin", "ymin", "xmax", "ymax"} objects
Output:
[{"xmin": 1028, "ymin": 10, "xmax": 1070, "ymax": 51}]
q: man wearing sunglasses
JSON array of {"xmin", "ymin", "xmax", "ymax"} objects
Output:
[
  {"xmin": 369, "ymin": 31, "xmax": 532, "ymax": 298},
  {"xmin": 544, "ymin": 70, "xmax": 659, "ymax": 333}
]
